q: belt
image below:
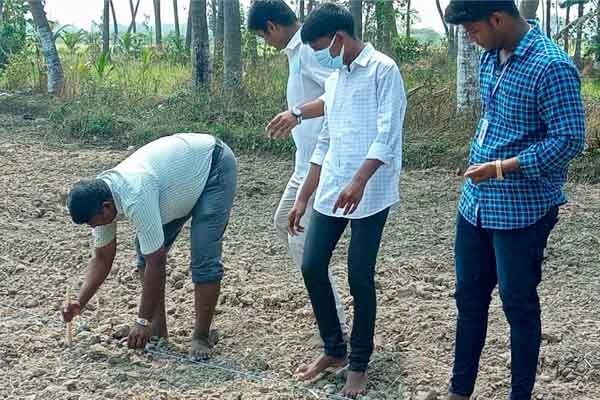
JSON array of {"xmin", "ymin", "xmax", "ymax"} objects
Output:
[{"xmin": 210, "ymin": 138, "xmax": 224, "ymax": 171}]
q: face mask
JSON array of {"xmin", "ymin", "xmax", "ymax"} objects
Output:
[{"xmin": 314, "ymin": 35, "xmax": 344, "ymax": 69}]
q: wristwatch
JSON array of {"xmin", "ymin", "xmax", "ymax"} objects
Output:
[
  {"xmin": 135, "ymin": 317, "xmax": 151, "ymax": 327},
  {"xmin": 291, "ymin": 106, "xmax": 303, "ymax": 125}
]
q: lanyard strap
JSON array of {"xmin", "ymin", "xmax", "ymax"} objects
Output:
[{"xmin": 484, "ymin": 59, "xmax": 511, "ymax": 113}]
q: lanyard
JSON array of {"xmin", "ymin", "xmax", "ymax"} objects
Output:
[{"xmin": 484, "ymin": 58, "xmax": 512, "ymax": 114}]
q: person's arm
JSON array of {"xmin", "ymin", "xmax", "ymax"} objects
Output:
[
  {"xmin": 63, "ymin": 238, "xmax": 117, "ymax": 322},
  {"xmin": 465, "ymin": 61, "xmax": 585, "ymax": 183},
  {"xmin": 266, "ymin": 69, "xmax": 339, "ymax": 139},
  {"xmin": 288, "ymin": 114, "xmax": 330, "ymax": 235},
  {"xmin": 137, "ymin": 247, "xmax": 166, "ymax": 321},
  {"xmin": 334, "ymin": 65, "xmax": 405, "ymax": 215},
  {"xmin": 266, "ymin": 99, "xmax": 325, "ymax": 139},
  {"xmin": 126, "ymin": 191, "xmax": 166, "ymax": 348}
]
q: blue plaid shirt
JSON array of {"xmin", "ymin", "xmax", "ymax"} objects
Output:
[{"xmin": 459, "ymin": 22, "xmax": 586, "ymax": 230}]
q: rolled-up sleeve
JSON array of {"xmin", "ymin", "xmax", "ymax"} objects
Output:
[
  {"xmin": 518, "ymin": 60, "xmax": 586, "ymax": 179},
  {"xmin": 93, "ymin": 222, "xmax": 116, "ymax": 248},
  {"xmin": 310, "ymin": 115, "xmax": 330, "ymax": 166},
  {"xmin": 366, "ymin": 64, "xmax": 405, "ymax": 167}
]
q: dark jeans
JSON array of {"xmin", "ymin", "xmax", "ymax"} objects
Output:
[
  {"xmin": 450, "ymin": 207, "xmax": 559, "ymax": 400},
  {"xmin": 302, "ymin": 208, "xmax": 390, "ymax": 372}
]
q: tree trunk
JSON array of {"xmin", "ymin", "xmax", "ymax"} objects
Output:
[
  {"xmin": 519, "ymin": 0, "xmax": 540, "ymax": 20},
  {"xmin": 173, "ymin": 0, "xmax": 181, "ymax": 40},
  {"xmin": 456, "ymin": 25, "xmax": 480, "ymax": 113},
  {"xmin": 350, "ymin": 0, "xmax": 362, "ymax": 39},
  {"xmin": 406, "ymin": 0, "xmax": 411, "ymax": 38},
  {"xmin": 564, "ymin": 5, "xmax": 570, "ymax": 54},
  {"xmin": 299, "ymin": 0, "xmax": 305, "ymax": 22},
  {"xmin": 546, "ymin": 0, "xmax": 551, "ymax": 37},
  {"xmin": 128, "ymin": 0, "xmax": 140, "ymax": 33},
  {"xmin": 223, "ymin": 0, "xmax": 241, "ymax": 89},
  {"xmin": 186, "ymin": 0, "xmax": 193, "ymax": 51},
  {"xmin": 0, "ymin": 0, "xmax": 4, "ymax": 22},
  {"xmin": 154, "ymin": 0, "xmax": 162, "ymax": 48},
  {"xmin": 27, "ymin": 0, "xmax": 64, "ymax": 96},
  {"xmin": 209, "ymin": 0, "xmax": 216, "ymax": 39},
  {"xmin": 103, "ymin": 0, "xmax": 110, "ymax": 55},
  {"xmin": 191, "ymin": 0, "xmax": 211, "ymax": 88},
  {"xmin": 214, "ymin": 0, "xmax": 224, "ymax": 61},
  {"xmin": 247, "ymin": 0, "xmax": 258, "ymax": 63},
  {"xmin": 110, "ymin": 0, "xmax": 118, "ymax": 42},
  {"xmin": 375, "ymin": 0, "xmax": 398, "ymax": 56},
  {"xmin": 574, "ymin": 1, "xmax": 584, "ymax": 69},
  {"xmin": 307, "ymin": 0, "xmax": 315, "ymax": 15},
  {"xmin": 436, "ymin": 0, "xmax": 456, "ymax": 57}
]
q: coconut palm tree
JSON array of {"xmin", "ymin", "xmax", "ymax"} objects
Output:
[{"xmin": 27, "ymin": 0, "xmax": 64, "ymax": 96}]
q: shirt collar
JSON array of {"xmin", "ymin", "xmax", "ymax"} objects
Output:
[
  {"xmin": 513, "ymin": 20, "xmax": 540, "ymax": 58},
  {"xmin": 350, "ymin": 43, "xmax": 375, "ymax": 69},
  {"xmin": 283, "ymin": 27, "xmax": 302, "ymax": 54},
  {"xmin": 101, "ymin": 177, "xmax": 123, "ymax": 215}
]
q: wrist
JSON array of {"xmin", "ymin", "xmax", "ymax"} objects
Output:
[
  {"xmin": 291, "ymin": 106, "xmax": 303, "ymax": 125},
  {"xmin": 495, "ymin": 159, "xmax": 504, "ymax": 180},
  {"xmin": 352, "ymin": 174, "xmax": 368, "ymax": 186},
  {"xmin": 135, "ymin": 317, "xmax": 152, "ymax": 327}
]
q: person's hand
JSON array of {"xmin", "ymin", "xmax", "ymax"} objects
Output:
[
  {"xmin": 464, "ymin": 162, "xmax": 497, "ymax": 184},
  {"xmin": 266, "ymin": 111, "xmax": 298, "ymax": 139},
  {"xmin": 127, "ymin": 324, "xmax": 152, "ymax": 349},
  {"xmin": 62, "ymin": 301, "xmax": 81, "ymax": 323},
  {"xmin": 288, "ymin": 200, "xmax": 308, "ymax": 236},
  {"xmin": 333, "ymin": 178, "xmax": 366, "ymax": 215}
]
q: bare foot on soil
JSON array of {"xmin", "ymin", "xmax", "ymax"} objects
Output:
[
  {"xmin": 341, "ymin": 370, "xmax": 368, "ymax": 399},
  {"xmin": 190, "ymin": 329, "xmax": 219, "ymax": 361},
  {"xmin": 295, "ymin": 354, "xmax": 347, "ymax": 381}
]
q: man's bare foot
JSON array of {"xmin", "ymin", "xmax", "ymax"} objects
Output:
[
  {"xmin": 341, "ymin": 371, "xmax": 368, "ymax": 399},
  {"xmin": 295, "ymin": 354, "xmax": 347, "ymax": 381},
  {"xmin": 190, "ymin": 329, "xmax": 218, "ymax": 361}
]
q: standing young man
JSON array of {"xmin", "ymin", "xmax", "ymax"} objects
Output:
[
  {"xmin": 247, "ymin": 0, "xmax": 347, "ymax": 338},
  {"xmin": 288, "ymin": 4, "xmax": 405, "ymax": 398},
  {"xmin": 444, "ymin": 2, "xmax": 586, "ymax": 399}
]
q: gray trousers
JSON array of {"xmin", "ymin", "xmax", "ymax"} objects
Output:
[{"xmin": 136, "ymin": 140, "xmax": 237, "ymax": 284}]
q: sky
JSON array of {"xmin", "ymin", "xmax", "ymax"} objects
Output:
[{"xmin": 44, "ymin": 0, "xmax": 452, "ymax": 33}]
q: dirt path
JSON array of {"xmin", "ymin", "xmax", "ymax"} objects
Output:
[{"xmin": 1, "ymin": 113, "xmax": 599, "ymax": 400}]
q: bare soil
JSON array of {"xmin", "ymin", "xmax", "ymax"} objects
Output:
[{"xmin": 1, "ymin": 113, "xmax": 599, "ymax": 400}]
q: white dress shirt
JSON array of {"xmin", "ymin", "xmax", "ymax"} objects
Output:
[
  {"xmin": 93, "ymin": 134, "xmax": 216, "ymax": 254},
  {"xmin": 284, "ymin": 28, "xmax": 334, "ymax": 179},
  {"xmin": 310, "ymin": 44, "xmax": 406, "ymax": 219}
]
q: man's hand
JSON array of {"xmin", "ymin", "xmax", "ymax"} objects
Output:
[
  {"xmin": 62, "ymin": 301, "xmax": 81, "ymax": 323},
  {"xmin": 333, "ymin": 177, "xmax": 367, "ymax": 215},
  {"xmin": 266, "ymin": 111, "xmax": 298, "ymax": 139},
  {"xmin": 464, "ymin": 162, "xmax": 497, "ymax": 184},
  {"xmin": 288, "ymin": 200, "xmax": 308, "ymax": 236},
  {"xmin": 127, "ymin": 324, "xmax": 152, "ymax": 349}
]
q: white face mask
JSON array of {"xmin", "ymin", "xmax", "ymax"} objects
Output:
[{"xmin": 314, "ymin": 35, "xmax": 344, "ymax": 69}]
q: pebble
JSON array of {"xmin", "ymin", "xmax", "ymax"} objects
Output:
[
  {"xmin": 64, "ymin": 379, "xmax": 77, "ymax": 391},
  {"xmin": 415, "ymin": 390, "xmax": 439, "ymax": 400},
  {"xmin": 324, "ymin": 384, "xmax": 337, "ymax": 394}
]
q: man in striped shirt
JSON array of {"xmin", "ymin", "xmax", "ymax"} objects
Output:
[
  {"xmin": 62, "ymin": 133, "xmax": 237, "ymax": 360},
  {"xmin": 444, "ymin": 1, "xmax": 585, "ymax": 399}
]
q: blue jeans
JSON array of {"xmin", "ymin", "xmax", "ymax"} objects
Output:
[
  {"xmin": 301, "ymin": 208, "xmax": 390, "ymax": 372},
  {"xmin": 136, "ymin": 140, "xmax": 237, "ymax": 284},
  {"xmin": 450, "ymin": 207, "xmax": 559, "ymax": 399}
]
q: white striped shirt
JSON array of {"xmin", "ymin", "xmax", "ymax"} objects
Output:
[
  {"xmin": 93, "ymin": 133, "xmax": 216, "ymax": 254},
  {"xmin": 285, "ymin": 28, "xmax": 334, "ymax": 178},
  {"xmin": 310, "ymin": 44, "xmax": 406, "ymax": 219}
]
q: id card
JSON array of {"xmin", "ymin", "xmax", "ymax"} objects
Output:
[{"xmin": 476, "ymin": 118, "xmax": 489, "ymax": 146}]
